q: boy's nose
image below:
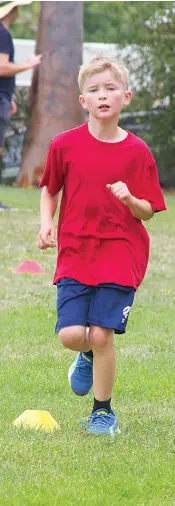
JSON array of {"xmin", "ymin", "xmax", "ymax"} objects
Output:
[{"xmin": 99, "ymin": 93, "xmax": 107, "ymax": 100}]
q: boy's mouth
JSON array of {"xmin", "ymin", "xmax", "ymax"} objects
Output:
[{"xmin": 98, "ymin": 104, "xmax": 110, "ymax": 109}]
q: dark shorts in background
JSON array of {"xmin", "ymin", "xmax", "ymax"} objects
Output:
[
  {"xmin": 0, "ymin": 96, "xmax": 11, "ymax": 147},
  {"xmin": 55, "ymin": 278, "xmax": 135, "ymax": 335}
]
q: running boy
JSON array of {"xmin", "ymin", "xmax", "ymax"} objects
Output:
[{"xmin": 37, "ymin": 56, "xmax": 166, "ymax": 436}]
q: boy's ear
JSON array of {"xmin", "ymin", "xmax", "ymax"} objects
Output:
[
  {"xmin": 79, "ymin": 95, "xmax": 86, "ymax": 109},
  {"xmin": 124, "ymin": 90, "xmax": 132, "ymax": 106}
]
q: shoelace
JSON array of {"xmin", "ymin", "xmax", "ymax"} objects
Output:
[
  {"xmin": 81, "ymin": 412, "xmax": 113, "ymax": 430},
  {"xmin": 90, "ymin": 412, "xmax": 114, "ymax": 428},
  {"xmin": 76, "ymin": 355, "xmax": 93, "ymax": 373},
  {"xmin": 81, "ymin": 411, "xmax": 120, "ymax": 435}
]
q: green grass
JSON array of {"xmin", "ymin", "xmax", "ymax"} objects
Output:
[{"xmin": 0, "ymin": 185, "xmax": 175, "ymax": 506}]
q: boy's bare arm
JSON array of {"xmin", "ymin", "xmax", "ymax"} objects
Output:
[
  {"xmin": 37, "ymin": 186, "xmax": 59, "ymax": 249},
  {"xmin": 107, "ymin": 181, "xmax": 154, "ymax": 221},
  {"xmin": 126, "ymin": 196, "xmax": 154, "ymax": 221}
]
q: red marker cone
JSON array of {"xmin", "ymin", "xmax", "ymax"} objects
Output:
[{"xmin": 13, "ymin": 260, "xmax": 46, "ymax": 275}]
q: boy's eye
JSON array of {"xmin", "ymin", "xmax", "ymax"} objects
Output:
[
  {"xmin": 89, "ymin": 89, "xmax": 97, "ymax": 92},
  {"xmin": 107, "ymin": 87, "xmax": 115, "ymax": 90}
]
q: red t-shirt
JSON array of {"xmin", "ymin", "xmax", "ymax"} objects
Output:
[{"xmin": 39, "ymin": 123, "xmax": 166, "ymax": 288}]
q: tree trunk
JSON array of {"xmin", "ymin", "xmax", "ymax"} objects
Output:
[{"xmin": 16, "ymin": 1, "xmax": 84, "ymax": 187}]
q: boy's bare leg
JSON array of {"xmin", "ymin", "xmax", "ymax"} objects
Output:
[
  {"xmin": 59, "ymin": 325, "xmax": 92, "ymax": 352},
  {"xmin": 89, "ymin": 326, "xmax": 116, "ymax": 401}
]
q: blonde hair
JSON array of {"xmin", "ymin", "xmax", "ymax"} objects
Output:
[{"xmin": 78, "ymin": 55, "xmax": 129, "ymax": 92}]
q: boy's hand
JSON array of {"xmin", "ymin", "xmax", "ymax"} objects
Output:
[
  {"xmin": 37, "ymin": 223, "xmax": 56, "ymax": 250},
  {"xmin": 107, "ymin": 181, "xmax": 133, "ymax": 206}
]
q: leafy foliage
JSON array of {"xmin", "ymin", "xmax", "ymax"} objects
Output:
[
  {"xmin": 10, "ymin": 1, "xmax": 40, "ymax": 39},
  {"xmin": 84, "ymin": 1, "xmax": 175, "ymax": 186},
  {"xmin": 5, "ymin": 1, "xmax": 175, "ymax": 186}
]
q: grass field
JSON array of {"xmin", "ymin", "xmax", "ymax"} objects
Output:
[{"xmin": 0, "ymin": 186, "xmax": 175, "ymax": 506}]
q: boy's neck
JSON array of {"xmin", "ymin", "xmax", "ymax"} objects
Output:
[{"xmin": 88, "ymin": 116, "xmax": 127, "ymax": 143}]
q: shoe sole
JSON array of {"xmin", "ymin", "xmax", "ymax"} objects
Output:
[{"xmin": 68, "ymin": 361, "xmax": 76, "ymax": 387}]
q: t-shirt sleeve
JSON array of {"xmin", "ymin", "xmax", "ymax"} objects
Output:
[
  {"xmin": 135, "ymin": 146, "xmax": 167, "ymax": 212},
  {"xmin": 38, "ymin": 140, "xmax": 65, "ymax": 195},
  {"xmin": 0, "ymin": 29, "xmax": 10, "ymax": 56}
]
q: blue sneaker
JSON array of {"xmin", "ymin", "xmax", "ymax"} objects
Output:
[
  {"xmin": 82, "ymin": 409, "xmax": 120, "ymax": 436},
  {"xmin": 68, "ymin": 352, "xmax": 93, "ymax": 396}
]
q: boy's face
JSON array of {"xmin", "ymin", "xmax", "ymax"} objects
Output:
[{"xmin": 79, "ymin": 69, "xmax": 132, "ymax": 119}]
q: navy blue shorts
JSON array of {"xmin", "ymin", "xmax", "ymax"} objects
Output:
[{"xmin": 55, "ymin": 278, "xmax": 135, "ymax": 335}]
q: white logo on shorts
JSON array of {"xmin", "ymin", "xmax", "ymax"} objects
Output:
[{"xmin": 122, "ymin": 306, "xmax": 131, "ymax": 324}]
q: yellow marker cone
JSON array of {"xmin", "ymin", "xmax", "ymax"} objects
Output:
[{"xmin": 13, "ymin": 410, "xmax": 59, "ymax": 432}]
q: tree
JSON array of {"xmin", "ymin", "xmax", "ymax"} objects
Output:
[
  {"xmin": 17, "ymin": 1, "xmax": 84, "ymax": 187},
  {"xmin": 14, "ymin": 1, "xmax": 175, "ymax": 186}
]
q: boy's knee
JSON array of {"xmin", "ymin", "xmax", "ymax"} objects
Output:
[
  {"xmin": 58, "ymin": 326, "xmax": 85, "ymax": 349},
  {"xmin": 89, "ymin": 326, "xmax": 113, "ymax": 349}
]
